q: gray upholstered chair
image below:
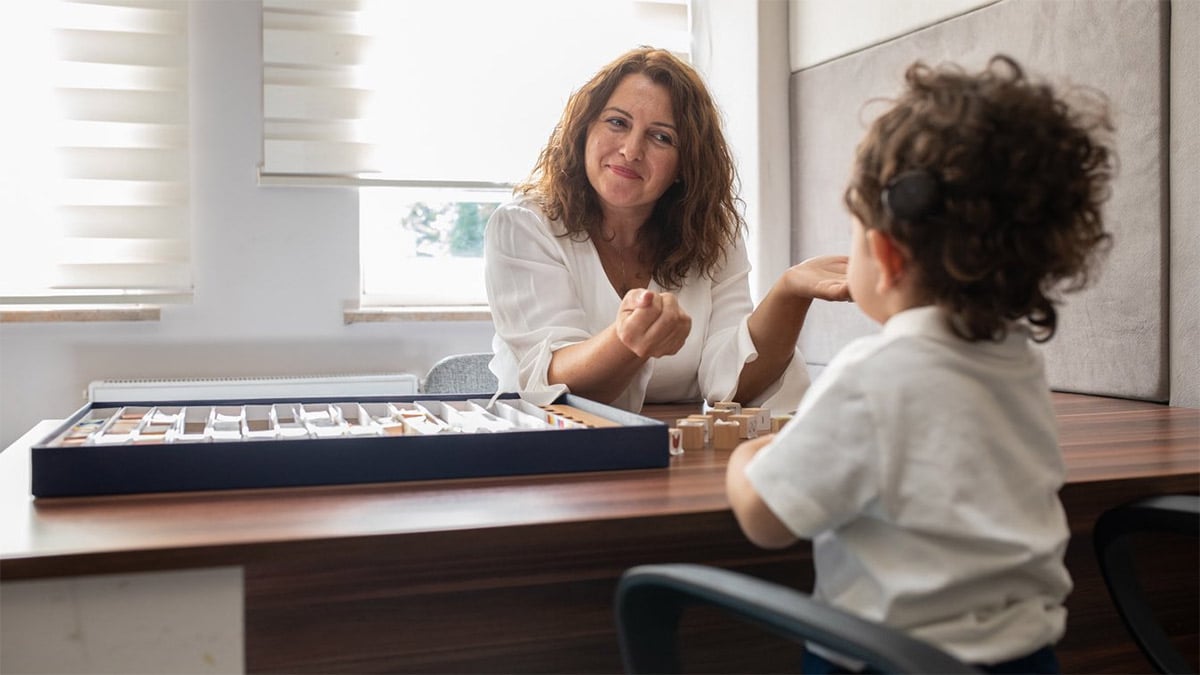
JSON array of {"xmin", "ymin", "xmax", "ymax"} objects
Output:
[{"xmin": 421, "ymin": 352, "xmax": 498, "ymax": 395}]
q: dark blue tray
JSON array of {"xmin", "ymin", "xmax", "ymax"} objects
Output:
[{"xmin": 30, "ymin": 393, "xmax": 668, "ymax": 498}]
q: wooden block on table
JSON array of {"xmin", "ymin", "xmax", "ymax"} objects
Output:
[
  {"xmin": 742, "ymin": 407, "xmax": 771, "ymax": 431},
  {"xmin": 708, "ymin": 400, "xmax": 742, "ymax": 415},
  {"xmin": 668, "ymin": 427, "xmax": 684, "ymax": 455},
  {"xmin": 675, "ymin": 419, "xmax": 706, "ymax": 451},
  {"xmin": 712, "ymin": 419, "xmax": 741, "ymax": 451},
  {"xmin": 708, "ymin": 409, "xmax": 732, "ymax": 423},
  {"xmin": 728, "ymin": 413, "xmax": 758, "ymax": 439},
  {"xmin": 686, "ymin": 414, "xmax": 714, "ymax": 437}
]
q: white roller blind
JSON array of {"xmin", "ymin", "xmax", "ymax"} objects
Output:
[
  {"xmin": 0, "ymin": 0, "xmax": 191, "ymax": 305},
  {"xmin": 261, "ymin": 0, "xmax": 690, "ymax": 186}
]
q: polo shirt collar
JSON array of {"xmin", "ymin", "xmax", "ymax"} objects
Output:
[
  {"xmin": 881, "ymin": 305, "xmax": 949, "ymax": 339},
  {"xmin": 882, "ymin": 304, "xmax": 1031, "ymax": 345}
]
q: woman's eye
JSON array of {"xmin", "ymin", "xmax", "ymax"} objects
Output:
[
  {"xmin": 652, "ymin": 132, "xmax": 676, "ymax": 146},
  {"xmin": 606, "ymin": 117, "xmax": 629, "ymax": 129}
]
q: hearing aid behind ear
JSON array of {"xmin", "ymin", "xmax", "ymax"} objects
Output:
[{"xmin": 882, "ymin": 170, "xmax": 941, "ymax": 222}]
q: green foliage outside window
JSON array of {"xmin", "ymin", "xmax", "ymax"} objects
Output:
[{"xmin": 399, "ymin": 202, "xmax": 498, "ymax": 258}]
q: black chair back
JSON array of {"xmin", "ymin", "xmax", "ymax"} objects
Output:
[{"xmin": 616, "ymin": 563, "xmax": 979, "ymax": 674}]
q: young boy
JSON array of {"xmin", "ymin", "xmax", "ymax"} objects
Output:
[{"xmin": 726, "ymin": 55, "xmax": 1114, "ymax": 674}]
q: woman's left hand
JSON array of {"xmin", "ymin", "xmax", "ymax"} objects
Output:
[{"xmin": 782, "ymin": 255, "xmax": 851, "ymax": 302}]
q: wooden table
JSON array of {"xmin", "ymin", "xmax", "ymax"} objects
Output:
[{"xmin": 2, "ymin": 393, "xmax": 1197, "ymax": 673}]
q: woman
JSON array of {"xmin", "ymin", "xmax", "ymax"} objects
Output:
[{"xmin": 485, "ymin": 47, "xmax": 848, "ymax": 412}]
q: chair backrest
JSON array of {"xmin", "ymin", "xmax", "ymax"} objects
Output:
[
  {"xmin": 1093, "ymin": 494, "xmax": 1200, "ymax": 674},
  {"xmin": 421, "ymin": 352, "xmax": 498, "ymax": 395},
  {"xmin": 615, "ymin": 563, "xmax": 978, "ymax": 674}
]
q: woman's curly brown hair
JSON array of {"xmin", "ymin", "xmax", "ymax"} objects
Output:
[
  {"xmin": 516, "ymin": 47, "xmax": 743, "ymax": 290},
  {"xmin": 844, "ymin": 54, "xmax": 1115, "ymax": 342}
]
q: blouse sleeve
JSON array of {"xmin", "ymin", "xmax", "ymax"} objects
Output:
[
  {"xmin": 697, "ymin": 235, "xmax": 811, "ymax": 412},
  {"xmin": 484, "ymin": 201, "xmax": 595, "ymax": 394}
]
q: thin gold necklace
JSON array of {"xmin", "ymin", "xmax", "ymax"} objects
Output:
[{"xmin": 600, "ymin": 234, "xmax": 638, "ymax": 296}]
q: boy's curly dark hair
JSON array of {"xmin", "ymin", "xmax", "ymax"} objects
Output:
[{"xmin": 844, "ymin": 54, "xmax": 1115, "ymax": 342}]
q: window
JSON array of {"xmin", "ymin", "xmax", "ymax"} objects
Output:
[
  {"xmin": 261, "ymin": 0, "xmax": 690, "ymax": 308},
  {"xmin": 358, "ymin": 186, "xmax": 507, "ymax": 306},
  {"xmin": 0, "ymin": 0, "xmax": 191, "ymax": 308}
]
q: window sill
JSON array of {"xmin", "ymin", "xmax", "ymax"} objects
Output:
[
  {"xmin": 0, "ymin": 305, "xmax": 161, "ymax": 323},
  {"xmin": 344, "ymin": 304, "xmax": 493, "ymax": 324}
]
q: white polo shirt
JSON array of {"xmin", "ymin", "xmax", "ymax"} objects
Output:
[{"xmin": 745, "ymin": 305, "xmax": 1072, "ymax": 664}]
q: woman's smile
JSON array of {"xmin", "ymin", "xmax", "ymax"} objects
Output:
[{"xmin": 608, "ymin": 164, "xmax": 641, "ymax": 180}]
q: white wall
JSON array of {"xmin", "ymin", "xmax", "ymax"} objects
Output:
[
  {"xmin": 789, "ymin": 0, "xmax": 994, "ymax": 70},
  {"xmin": 694, "ymin": 0, "xmax": 793, "ymax": 300},
  {"xmin": 2, "ymin": 568, "xmax": 243, "ymax": 674}
]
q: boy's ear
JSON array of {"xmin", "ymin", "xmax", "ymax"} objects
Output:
[{"xmin": 865, "ymin": 229, "xmax": 908, "ymax": 291}]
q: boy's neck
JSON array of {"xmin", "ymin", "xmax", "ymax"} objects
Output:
[{"xmin": 876, "ymin": 279, "xmax": 931, "ymax": 325}]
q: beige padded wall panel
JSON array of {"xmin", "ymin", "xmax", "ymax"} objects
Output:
[
  {"xmin": 791, "ymin": 0, "xmax": 1168, "ymax": 400},
  {"xmin": 1170, "ymin": 0, "xmax": 1199, "ymax": 408}
]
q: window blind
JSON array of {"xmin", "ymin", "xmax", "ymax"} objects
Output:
[
  {"xmin": 0, "ymin": 0, "xmax": 191, "ymax": 306},
  {"xmin": 261, "ymin": 0, "xmax": 690, "ymax": 187}
]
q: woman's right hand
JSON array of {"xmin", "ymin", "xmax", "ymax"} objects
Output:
[
  {"xmin": 545, "ymin": 288, "xmax": 689, "ymax": 403},
  {"xmin": 615, "ymin": 289, "xmax": 692, "ymax": 359}
]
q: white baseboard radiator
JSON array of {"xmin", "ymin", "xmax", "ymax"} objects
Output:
[{"xmin": 87, "ymin": 373, "xmax": 419, "ymax": 403}]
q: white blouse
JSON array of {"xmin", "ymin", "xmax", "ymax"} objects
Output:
[{"xmin": 484, "ymin": 197, "xmax": 810, "ymax": 412}]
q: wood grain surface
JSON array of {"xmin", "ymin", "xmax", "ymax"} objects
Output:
[{"xmin": 1, "ymin": 393, "xmax": 1196, "ymax": 673}]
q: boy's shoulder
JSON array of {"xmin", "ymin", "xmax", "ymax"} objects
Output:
[
  {"xmin": 819, "ymin": 306, "xmax": 1043, "ymax": 402},
  {"xmin": 825, "ymin": 308, "xmax": 951, "ymax": 374},
  {"xmin": 823, "ymin": 330, "xmax": 941, "ymax": 393}
]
